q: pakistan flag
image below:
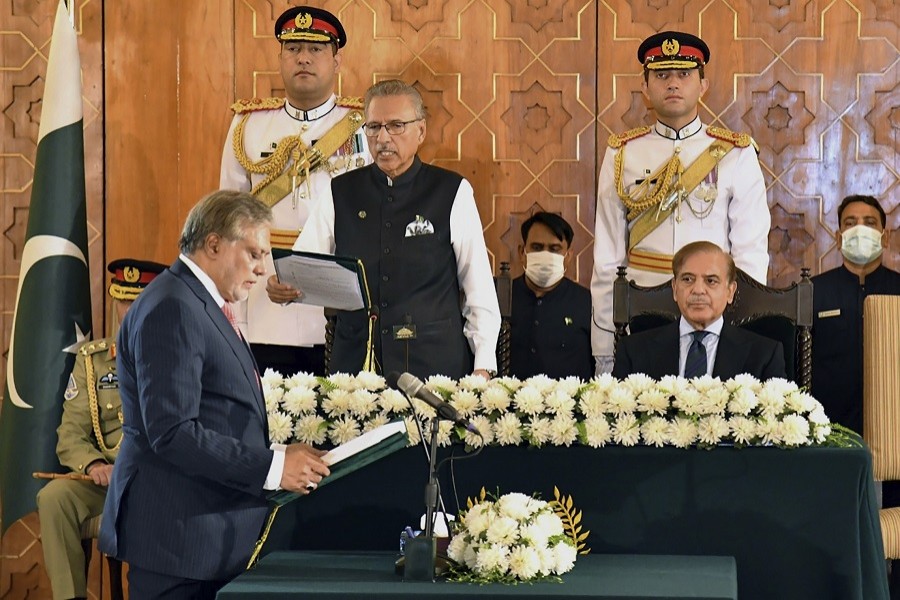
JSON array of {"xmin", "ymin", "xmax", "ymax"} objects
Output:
[{"xmin": 0, "ymin": 0, "xmax": 92, "ymax": 533}]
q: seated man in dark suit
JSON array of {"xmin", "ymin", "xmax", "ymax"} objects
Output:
[
  {"xmin": 613, "ymin": 241, "xmax": 786, "ymax": 380},
  {"xmin": 510, "ymin": 212, "xmax": 592, "ymax": 380}
]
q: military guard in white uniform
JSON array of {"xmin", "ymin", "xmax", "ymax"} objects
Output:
[
  {"xmin": 219, "ymin": 6, "xmax": 371, "ymax": 375},
  {"xmin": 590, "ymin": 31, "xmax": 770, "ymax": 374}
]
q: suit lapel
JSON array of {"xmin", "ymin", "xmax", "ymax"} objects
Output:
[
  {"xmin": 171, "ymin": 261, "xmax": 268, "ymax": 426},
  {"xmin": 658, "ymin": 323, "xmax": 680, "ymax": 378},
  {"xmin": 712, "ymin": 324, "xmax": 750, "ymax": 379}
]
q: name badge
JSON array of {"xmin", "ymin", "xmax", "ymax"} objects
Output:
[{"xmin": 818, "ymin": 309, "xmax": 841, "ymax": 319}]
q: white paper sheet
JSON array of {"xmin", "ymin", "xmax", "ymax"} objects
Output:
[{"xmin": 274, "ymin": 253, "xmax": 366, "ymax": 311}]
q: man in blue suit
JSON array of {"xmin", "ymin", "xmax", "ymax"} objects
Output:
[
  {"xmin": 99, "ymin": 190, "xmax": 330, "ymax": 599},
  {"xmin": 613, "ymin": 241, "xmax": 786, "ymax": 381}
]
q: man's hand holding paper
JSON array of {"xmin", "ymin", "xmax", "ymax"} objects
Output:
[
  {"xmin": 281, "ymin": 443, "xmax": 330, "ymax": 495},
  {"xmin": 267, "ymin": 274, "xmax": 302, "ymax": 305}
]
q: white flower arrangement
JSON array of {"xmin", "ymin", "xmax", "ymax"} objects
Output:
[
  {"xmin": 446, "ymin": 489, "xmax": 581, "ymax": 583},
  {"xmin": 263, "ymin": 369, "xmax": 851, "ymax": 450}
]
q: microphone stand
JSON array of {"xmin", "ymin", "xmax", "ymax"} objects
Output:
[{"xmin": 403, "ymin": 415, "xmax": 440, "ymax": 581}]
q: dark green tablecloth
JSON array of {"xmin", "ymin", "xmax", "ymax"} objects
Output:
[
  {"xmin": 218, "ymin": 551, "xmax": 738, "ymax": 599},
  {"xmin": 263, "ymin": 441, "xmax": 888, "ymax": 600}
]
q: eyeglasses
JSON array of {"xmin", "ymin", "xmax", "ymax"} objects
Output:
[{"xmin": 362, "ymin": 119, "xmax": 422, "ymax": 136}]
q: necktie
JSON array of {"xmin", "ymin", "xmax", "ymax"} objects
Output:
[
  {"xmin": 684, "ymin": 330, "xmax": 710, "ymax": 378},
  {"xmin": 221, "ymin": 302, "xmax": 242, "ymax": 337}
]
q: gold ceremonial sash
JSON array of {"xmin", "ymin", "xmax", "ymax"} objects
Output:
[
  {"xmin": 627, "ymin": 248, "xmax": 674, "ymax": 275},
  {"xmin": 270, "ymin": 228, "xmax": 300, "ymax": 251},
  {"xmin": 254, "ymin": 109, "xmax": 364, "ymax": 208},
  {"xmin": 628, "ymin": 139, "xmax": 736, "ymax": 251}
]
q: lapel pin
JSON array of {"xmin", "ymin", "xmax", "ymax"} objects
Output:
[{"xmin": 358, "ymin": 210, "xmax": 367, "ymax": 219}]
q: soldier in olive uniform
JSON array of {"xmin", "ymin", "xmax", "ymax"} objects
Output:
[{"xmin": 36, "ymin": 258, "xmax": 165, "ymax": 600}]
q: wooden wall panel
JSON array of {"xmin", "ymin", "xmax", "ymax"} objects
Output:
[{"xmin": 2, "ymin": 1, "xmax": 900, "ymax": 597}]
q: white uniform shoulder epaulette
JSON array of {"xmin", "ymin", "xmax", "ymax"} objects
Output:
[
  {"xmin": 608, "ymin": 126, "xmax": 652, "ymax": 149},
  {"xmin": 706, "ymin": 126, "xmax": 756, "ymax": 150},
  {"xmin": 336, "ymin": 96, "xmax": 364, "ymax": 109},
  {"xmin": 230, "ymin": 97, "xmax": 284, "ymax": 114}
]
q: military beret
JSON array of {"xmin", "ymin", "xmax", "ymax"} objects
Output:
[
  {"xmin": 638, "ymin": 31, "xmax": 710, "ymax": 71},
  {"xmin": 275, "ymin": 6, "xmax": 346, "ymax": 48},
  {"xmin": 107, "ymin": 258, "xmax": 167, "ymax": 301}
]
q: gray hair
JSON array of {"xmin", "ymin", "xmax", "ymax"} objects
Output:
[
  {"xmin": 364, "ymin": 79, "xmax": 427, "ymax": 119},
  {"xmin": 178, "ymin": 190, "xmax": 272, "ymax": 255}
]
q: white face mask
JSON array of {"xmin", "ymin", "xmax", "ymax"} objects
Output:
[
  {"xmin": 840, "ymin": 224, "xmax": 884, "ymax": 265},
  {"xmin": 524, "ymin": 251, "xmax": 566, "ymax": 288}
]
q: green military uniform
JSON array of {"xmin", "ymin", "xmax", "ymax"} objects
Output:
[{"xmin": 36, "ymin": 338, "xmax": 122, "ymax": 600}]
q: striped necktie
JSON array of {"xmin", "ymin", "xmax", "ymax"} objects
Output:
[
  {"xmin": 684, "ymin": 330, "xmax": 710, "ymax": 378},
  {"xmin": 221, "ymin": 302, "xmax": 242, "ymax": 337}
]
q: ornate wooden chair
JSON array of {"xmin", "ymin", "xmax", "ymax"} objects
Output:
[
  {"xmin": 862, "ymin": 295, "xmax": 900, "ymax": 559},
  {"xmin": 612, "ymin": 266, "xmax": 813, "ymax": 387},
  {"xmin": 80, "ymin": 514, "xmax": 125, "ymax": 600}
]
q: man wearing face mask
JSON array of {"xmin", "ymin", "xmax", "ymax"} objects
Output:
[
  {"xmin": 509, "ymin": 212, "xmax": 592, "ymax": 380},
  {"xmin": 811, "ymin": 194, "xmax": 899, "ymax": 434}
]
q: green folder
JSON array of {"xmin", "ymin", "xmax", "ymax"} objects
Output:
[{"xmin": 267, "ymin": 421, "xmax": 409, "ymax": 507}]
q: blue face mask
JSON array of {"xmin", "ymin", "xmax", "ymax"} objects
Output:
[{"xmin": 840, "ymin": 225, "xmax": 884, "ymax": 265}]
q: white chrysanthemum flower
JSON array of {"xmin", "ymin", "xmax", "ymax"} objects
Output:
[
  {"xmin": 525, "ymin": 374, "xmax": 556, "ymax": 395},
  {"xmin": 282, "ymin": 386, "xmax": 317, "ymax": 415},
  {"xmin": 361, "ymin": 412, "xmax": 390, "ymax": 434},
  {"xmin": 534, "ymin": 511, "xmax": 564, "ymax": 537},
  {"xmin": 668, "ymin": 417, "xmax": 698, "ymax": 448},
  {"xmin": 481, "ymin": 386, "xmax": 513, "ymax": 413},
  {"xmin": 697, "ymin": 384, "xmax": 729, "ymax": 415},
  {"xmin": 261, "ymin": 368, "xmax": 285, "ymax": 388},
  {"xmin": 495, "ymin": 376, "xmax": 523, "ymax": 392},
  {"xmin": 607, "ymin": 384, "xmax": 637, "ymax": 415},
  {"xmin": 729, "ymin": 416, "xmax": 758, "ymax": 445},
  {"xmin": 636, "ymin": 387, "xmax": 670, "ymax": 415},
  {"xmin": 493, "ymin": 413, "xmax": 524, "ymax": 446},
  {"xmin": 284, "ymin": 371, "xmax": 317, "ymax": 390},
  {"xmin": 514, "ymin": 386, "xmax": 545, "ymax": 416},
  {"xmin": 612, "ymin": 413, "xmax": 640, "ymax": 446},
  {"xmin": 348, "ymin": 389, "xmax": 378, "ymax": 418},
  {"xmin": 451, "ymin": 389, "xmax": 481, "ymax": 417},
  {"xmin": 437, "ymin": 419, "xmax": 455, "ymax": 447},
  {"xmin": 328, "ymin": 416, "xmax": 361, "ymax": 445},
  {"xmin": 459, "ymin": 374, "xmax": 489, "ymax": 392},
  {"xmin": 379, "ymin": 388, "xmax": 411, "ymax": 415},
  {"xmin": 411, "ymin": 398, "xmax": 437, "ymax": 419},
  {"xmin": 463, "ymin": 544, "xmax": 479, "ymax": 570},
  {"xmin": 672, "ymin": 386, "xmax": 702, "ymax": 416},
  {"xmin": 508, "ymin": 545, "xmax": 541, "ymax": 580},
  {"xmin": 657, "ymin": 374, "xmax": 689, "ymax": 396},
  {"xmin": 354, "ymin": 370, "xmax": 385, "ymax": 391},
  {"xmin": 447, "ymin": 533, "xmax": 468, "ymax": 563},
  {"xmin": 263, "ymin": 386, "xmax": 282, "ymax": 412},
  {"xmin": 526, "ymin": 416, "xmax": 552, "ymax": 446},
  {"xmin": 549, "ymin": 414, "xmax": 579, "ymax": 446},
  {"xmin": 464, "ymin": 503, "xmax": 493, "ymax": 537},
  {"xmin": 536, "ymin": 545, "xmax": 555, "ymax": 576},
  {"xmin": 624, "ymin": 372, "xmax": 655, "ymax": 395},
  {"xmin": 551, "ymin": 541, "xmax": 577, "ymax": 574},
  {"xmin": 582, "ymin": 416, "xmax": 612, "ymax": 448},
  {"xmin": 814, "ymin": 423, "xmax": 831, "ymax": 443},
  {"xmin": 267, "ymin": 411, "xmax": 294, "ymax": 443},
  {"xmin": 697, "ymin": 414, "xmax": 730, "ymax": 445},
  {"xmin": 521, "ymin": 522, "xmax": 550, "ymax": 548},
  {"xmin": 326, "ymin": 372, "xmax": 356, "ymax": 390},
  {"xmin": 725, "ymin": 373, "xmax": 762, "ymax": 393},
  {"xmin": 403, "ymin": 417, "xmax": 421, "ymax": 446},
  {"xmin": 757, "ymin": 417, "xmax": 782, "ymax": 445},
  {"xmin": 264, "ymin": 383, "xmax": 285, "ymax": 406},
  {"xmin": 321, "ymin": 389, "xmax": 352, "ymax": 416},
  {"xmin": 727, "ymin": 386, "xmax": 758, "ymax": 415},
  {"xmin": 640, "ymin": 416, "xmax": 669, "ymax": 447},
  {"xmin": 486, "ymin": 516, "xmax": 520, "ymax": 546},
  {"xmin": 293, "ymin": 413, "xmax": 327, "ymax": 445},
  {"xmin": 498, "ymin": 493, "xmax": 533, "ymax": 520},
  {"xmin": 556, "ymin": 376, "xmax": 582, "ymax": 397},
  {"xmin": 426, "ymin": 374, "xmax": 457, "ymax": 394},
  {"xmin": 785, "ymin": 391, "xmax": 817, "ymax": 414},
  {"xmin": 578, "ymin": 387, "xmax": 608, "ymax": 419},
  {"xmin": 464, "ymin": 415, "xmax": 494, "ymax": 447},
  {"xmin": 763, "ymin": 377, "xmax": 798, "ymax": 396},
  {"xmin": 690, "ymin": 375, "xmax": 721, "ymax": 394},
  {"xmin": 591, "ymin": 371, "xmax": 617, "ymax": 392},
  {"xmin": 808, "ymin": 407, "xmax": 829, "ymax": 426},
  {"xmin": 545, "ymin": 389, "xmax": 576, "ymax": 416},
  {"xmin": 756, "ymin": 387, "xmax": 786, "ymax": 418},
  {"xmin": 475, "ymin": 543, "xmax": 510, "ymax": 573},
  {"xmin": 781, "ymin": 414, "xmax": 811, "ymax": 446}
]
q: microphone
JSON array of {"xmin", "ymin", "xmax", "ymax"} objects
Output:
[{"xmin": 386, "ymin": 371, "xmax": 481, "ymax": 436}]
